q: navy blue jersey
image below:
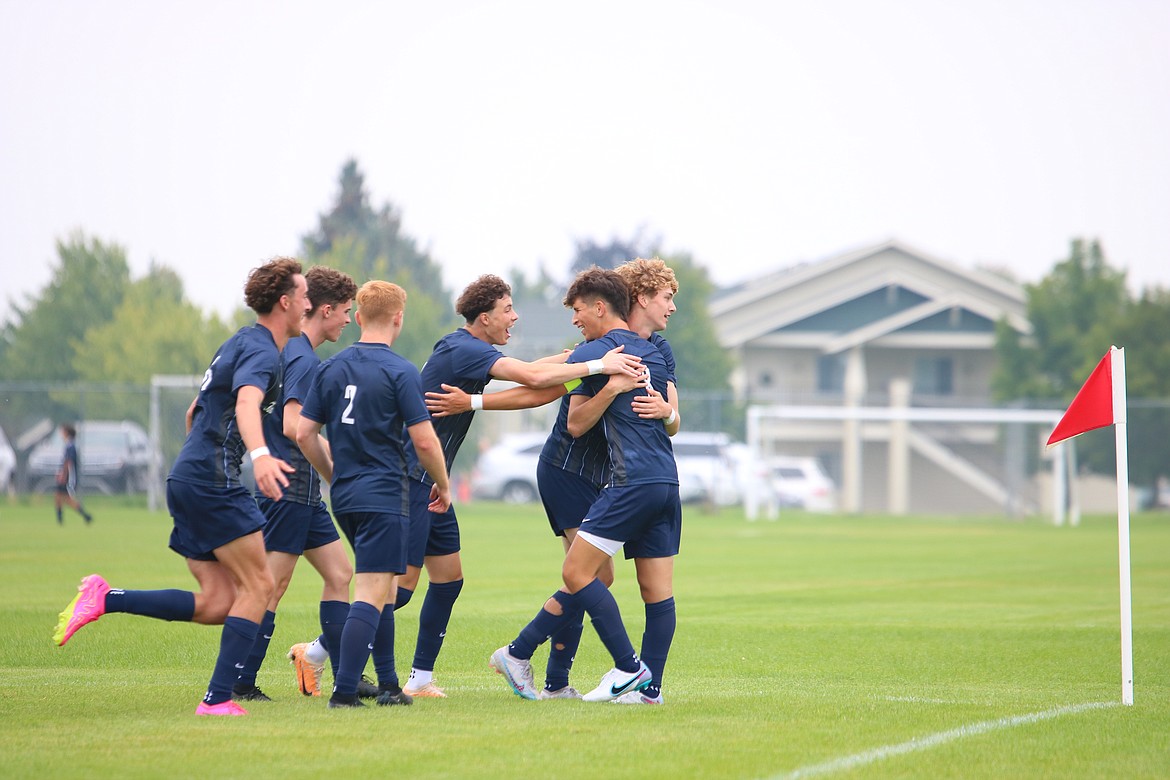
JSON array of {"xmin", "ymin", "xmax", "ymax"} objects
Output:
[
  {"xmin": 62, "ymin": 441, "xmax": 79, "ymax": 474},
  {"xmin": 170, "ymin": 324, "xmax": 282, "ymax": 488},
  {"xmin": 540, "ymin": 333, "xmax": 677, "ymax": 488},
  {"xmin": 569, "ymin": 329, "xmax": 678, "ymax": 487},
  {"xmin": 539, "ymin": 389, "xmax": 611, "ymax": 489},
  {"xmin": 261, "ymin": 333, "xmax": 321, "ymax": 505},
  {"xmin": 61, "ymin": 440, "xmax": 80, "ymax": 489},
  {"xmin": 405, "ymin": 328, "xmax": 504, "ymax": 485},
  {"xmin": 301, "ymin": 341, "xmax": 430, "ymax": 515},
  {"xmin": 649, "ymin": 333, "xmax": 678, "ymax": 387}
]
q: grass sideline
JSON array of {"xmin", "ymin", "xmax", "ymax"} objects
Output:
[{"xmin": 1, "ymin": 495, "xmax": 1168, "ymax": 779}]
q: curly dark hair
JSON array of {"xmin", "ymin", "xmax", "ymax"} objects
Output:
[
  {"xmin": 563, "ymin": 266, "xmax": 631, "ymax": 321},
  {"xmin": 244, "ymin": 257, "xmax": 303, "ymax": 314},
  {"xmin": 456, "ymin": 274, "xmax": 512, "ymax": 322},
  {"xmin": 305, "ymin": 266, "xmax": 357, "ymax": 314}
]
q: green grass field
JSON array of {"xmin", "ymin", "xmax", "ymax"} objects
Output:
[{"xmin": 2, "ymin": 495, "xmax": 1167, "ymax": 779}]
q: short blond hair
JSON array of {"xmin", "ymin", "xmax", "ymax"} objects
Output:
[
  {"xmin": 615, "ymin": 257, "xmax": 678, "ymax": 306},
  {"xmin": 356, "ymin": 280, "xmax": 407, "ymax": 324}
]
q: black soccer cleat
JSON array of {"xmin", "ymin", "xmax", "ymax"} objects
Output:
[
  {"xmin": 231, "ymin": 684, "xmax": 274, "ymax": 702},
  {"xmin": 356, "ymin": 675, "xmax": 380, "ymax": 699},
  {"xmin": 327, "ymin": 693, "xmax": 366, "ymax": 709},
  {"xmin": 375, "ymin": 685, "xmax": 414, "ymax": 706}
]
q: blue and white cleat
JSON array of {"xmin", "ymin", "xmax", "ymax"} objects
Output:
[
  {"xmin": 582, "ymin": 661, "xmax": 652, "ymax": 702},
  {"xmin": 489, "ymin": 646, "xmax": 538, "ymax": 700}
]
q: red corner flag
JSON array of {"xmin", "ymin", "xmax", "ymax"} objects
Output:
[{"xmin": 1046, "ymin": 348, "xmax": 1123, "ymax": 447}]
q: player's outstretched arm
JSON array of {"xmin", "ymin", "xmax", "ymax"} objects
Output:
[
  {"xmin": 491, "ymin": 345, "xmax": 642, "ymax": 389},
  {"xmin": 425, "ymin": 383, "xmax": 566, "ymax": 417}
]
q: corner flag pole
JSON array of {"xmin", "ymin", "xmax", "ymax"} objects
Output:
[
  {"xmin": 1112, "ymin": 347, "xmax": 1134, "ymax": 705},
  {"xmin": 1045, "ymin": 345, "xmax": 1132, "ymax": 705}
]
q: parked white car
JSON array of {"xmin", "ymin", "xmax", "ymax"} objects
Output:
[
  {"xmin": 670, "ymin": 431, "xmax": 741, "ymax": 505},
  {"xmin": 471, "ymin": 430, "xmax": 743, "ymax": 505},
  {"xmin": 470, "ymin": 432, "xmax": 546, "ymax": 503},
  {"xmin": 0, "ymin": 427, "xmax": 15, "ymax": 493},
  {"xmin": 766, "ymin": 455, "xmax": 837, "ymax": 512},
  {"xmin": 729, "ymin": 444, "xmax": 837, "ymax": 515}
]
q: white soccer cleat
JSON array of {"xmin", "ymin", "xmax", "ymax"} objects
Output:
[
  {"xmin": 537, "ymin": 685, "xmax": 582, "ymax": 700},
  {"xmin": 612, "ymin": 689, "xmax": 663, "ymax": 705},
  {"xmin": 581, "ymin": 661, "xmax": 652, "ymax": 702},
  {"xmin": 489, "ymin": 646, "xmax": 538, "ymax": 700}
]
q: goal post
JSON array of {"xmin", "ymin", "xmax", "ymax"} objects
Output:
[
  {"xmin": 745, "ymin": 404, "xmax": 1072, "ymax": 523},
  {"xmin": 148, "ymin": 375, "xmax": 203, "ymax": 512}
]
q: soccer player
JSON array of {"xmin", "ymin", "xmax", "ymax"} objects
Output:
[
  {"xmin": 489, "ymin": 267, "xmax": 681, "ymax": 704},
  {"xmin": 296, "ymin": 280, "xmax": 451, "ymax": 709},
  {"xmin": 232, "ymin": 266, "xmax": 358, "ymax": 702},
  {"xmin": 54, "ymin": 423, "xmax": 93, "ymax": 525},
  {"xmin": 53, "ymin": 257, "xmax": 309, "ymax": 716},
  {"xmin": 290, "ymin": 273, "xmax": 642, "ymax": 697},
  {"xmin": 425, "ymin": 258, "xmax": 680, "ymax": 700},
  {"xmin": 398, "ymin": 273, "xmax": 644, "ymax": 698}
]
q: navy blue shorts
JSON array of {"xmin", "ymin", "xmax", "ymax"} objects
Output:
[
  {"xmin": 579, "ymin": 483, "xmax": 682, "ymax": 560},
  {"xmin": 537, "ymin": 460, "xmax": 601, "ymax": 537},
  {"xmin": 407, "ymin": 478, "xmax": 460, "ymax": 567},
  {"xmin": 257, "ymin": 497, "xmax": 340, "ymax": 555},
  {"xmin": 167, "ymin": 480, "xmax": 265, "ymax": 561},
  {"xmin": 336, "ymin": 511, "xmax": 409, "ymax": 574}
]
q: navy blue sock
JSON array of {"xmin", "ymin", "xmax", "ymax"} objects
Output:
[
  {"xmin": 544, "ymin": 603, "xmax": 584, "ymax": 691},
  {"xmin": 319, "ymin": 600, "xmax": 348, "ymax": 679},
  {"xmin": 105, "ymin": 589, "xmax": 196, "ymax": 621},
  {"xmin": 395, "ymin": 587, "xmax": 414, "ymax": 610},
  {"xmin": 335, "ymin": 601, "xmax": 380, "ymax": 697},
  {"xmin": 510, "ymin": 590, "xmax": 575, "ymax": 661},
  {"xmin": 411, "ymin": 580, "xmax": 462, "ymax": 671},
  {"xmin": 640, "ymin": 597, "xmax": 676, "ymax": 698},
  {"xmin": 236, "ymin": 610, "xmax": 276, "ymax": 688},
  {"xmin": 576, "ymin": 579, "xmax": 638, "ymax": 673},
  {"xmin": 203, "ymin": 616, "xmax": 259, "ymax": 706},
  {"xmin": 371, "ymin": 604, "xmax": 398, "ymax": 689}
]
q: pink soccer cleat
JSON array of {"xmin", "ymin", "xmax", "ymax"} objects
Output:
[
  {"xmin": 53, "ymin": 574, "xmax": 111, "ymax": 647},
  {"xmin": 196, "ymin": 700, "xmax": 248, "ymax": 716}
]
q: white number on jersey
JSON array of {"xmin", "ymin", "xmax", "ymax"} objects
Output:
[{"xmin": 341, "ymin": 384, "xmax": 357, "ymax": 425}]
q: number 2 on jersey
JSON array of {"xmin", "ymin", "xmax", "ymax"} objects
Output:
[{"xmin": 342, "ymin": 384, "xmax": 357, "ymax": 425}]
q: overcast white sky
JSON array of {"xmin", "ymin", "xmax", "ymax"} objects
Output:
[{"xmin": 2, "ymin": 1, "xmax": 1167, "ymax": 318}]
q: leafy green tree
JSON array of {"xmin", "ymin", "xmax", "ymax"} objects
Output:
[
  {"xmin": 992, "ymin": 238, "xmax": 1145, "ymax": 479},
  {"xmin": 1110, "ymin": 286, "xmax": 1170, "ymax": 487},
  {"xmin": 1, "ymin": 232, "xmax": 130, "ymax": 382},
  {"xmin": 71, "ymin": 265, "xmax": 232, "ymax": 423},
  {"xmin": 302, "ymin": 161, "xmax": 458, "ymax": 365},
  {"xmin": 994, "ymin": 238, "xmax": 1128, "ymax": 402}
]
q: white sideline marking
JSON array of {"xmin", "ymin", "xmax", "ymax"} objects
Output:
[{"xmin": 770, "ymin": 701, "xmax": 1118, "ymax": 779}]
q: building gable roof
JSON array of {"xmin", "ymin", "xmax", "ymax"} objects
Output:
[{"xmin": 710, "ymin": 239, "xmax": 1029, "ymax": 351}]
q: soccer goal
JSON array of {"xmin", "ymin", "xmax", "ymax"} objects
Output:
[{"xmin": 744, "ymin": 402, "xmax": 1075, "ymax": 523}]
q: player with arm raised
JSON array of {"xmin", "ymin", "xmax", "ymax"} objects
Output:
[
  {"xmin": 490, "ymin": 267, "xmax": 681, "ymax": 704},
  {"xmin": 398, "ymin": 273, "xmax": 643, "ymax": 698}
]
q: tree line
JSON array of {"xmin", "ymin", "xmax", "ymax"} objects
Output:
[
  {"xmin": 0, "ymin": 160, "xmax": 733, "ymax": 439},
  {"xmin": 3, "ymin": 161, "xmax": 1167, "ymax": 484}
]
